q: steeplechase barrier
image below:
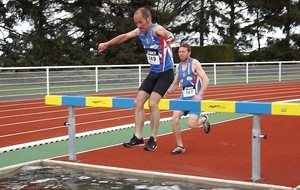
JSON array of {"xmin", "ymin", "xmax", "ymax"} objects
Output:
[{"xmin": 45, "ymin": 95, "xmax": 300, "ymax": 182}]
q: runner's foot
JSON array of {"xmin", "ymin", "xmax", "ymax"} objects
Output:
[
  {"xmin": 203, "ymin": 115, "xmax": 211, "ymax": 134},
  {"xmin": 123, "ymin": 134, "xmax": 144, "ymax": 148},
  {"xmin": 171, "ymin": 146, "xmax": 186, "ymax": 155},
  {"xmin": 144, "ymin": 136, "xmax": 157, "ymax": 151}
]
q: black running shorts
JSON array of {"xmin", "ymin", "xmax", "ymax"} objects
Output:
[{"xmin": 139, "ymin": 69, "xmax": 174, "ymax": 97}]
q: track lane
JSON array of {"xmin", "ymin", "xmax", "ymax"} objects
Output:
[{"xmin": 0, "ymin": 81, "xmax": 299, "ymax": 147}]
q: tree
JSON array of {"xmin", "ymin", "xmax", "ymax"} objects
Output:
[
  {"xmin": 213, "ymin": 0, "xmax": 247, "ymax": 49},
  {"xmin": 165, "ymin": 0, "xmax": 217, "ymax": 47},
  {"xmin": 249, "ymin": 0, "xmax": 300, "ymax": 48},
  {"xmin": 0, "ymin": 0, "xmax": 23, "ymax": 66},
  {"xmin": 1, "ymin": 0, "xmax": 299, "ymax": 66},
  {"xmin": 2, "ymin": 0, "xmax": 71, "ymax": 66},
  {"xmin": 243, "ymin": 0, "xmax": 270, "ymax": 51}
]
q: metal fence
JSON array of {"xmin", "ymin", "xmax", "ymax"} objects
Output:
[{"xmin": 0, "ymin": 61, "xmax": 300, "ymax": 101}]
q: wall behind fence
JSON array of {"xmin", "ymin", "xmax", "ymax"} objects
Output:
[{"xmin": 0, "ymin": 61, "xmax": 300, "ymax": 101}]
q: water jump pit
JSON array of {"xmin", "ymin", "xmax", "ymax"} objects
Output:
[{"xmin": 0, "ymin": 160, "xmax": 293, "ymax": 190}]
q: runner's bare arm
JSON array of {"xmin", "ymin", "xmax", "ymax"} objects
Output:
[
  {"xmin": 98, "ymin": 28, "xmax": 139, "ymax": 53},
  {"xmin": 153, "ymin": 25, "xmax": 175, "ymax": 44},
  {"xmin": 193, "ymin": 60, "xmax": 209, "ymax": 99},
  {"xmin": 166, "ymin": 66, "xmax": 180, "ymax": 96}
]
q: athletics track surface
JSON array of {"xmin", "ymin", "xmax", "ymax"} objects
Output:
[{"xmin": 0, "ymin": 81, "xmax": 300, "ymax": 188}]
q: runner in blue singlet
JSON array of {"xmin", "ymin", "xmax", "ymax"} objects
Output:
[
  {"xmin": 166, "ymin": 43, "xmax": 211, "ymax": 155},
  {"xmin": 98, "ymin": 7, "xmax": 175, "ymax": 151}
]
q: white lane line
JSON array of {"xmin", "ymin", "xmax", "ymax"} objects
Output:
[{"xmin": 0, "ymin": 112, "xmax": 215, "ymax": 153}]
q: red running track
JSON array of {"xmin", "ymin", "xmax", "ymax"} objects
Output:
[
  {"xmin": 56, "ymin": 114, "xmax": 300, "ymax": 187},
  {"xmin": 1, "ymin": 81, "xmax": 300, "ymax": 187},
  {"xmin": 0, "ymin": 81, "xmax": 300, "ymax": 148}
]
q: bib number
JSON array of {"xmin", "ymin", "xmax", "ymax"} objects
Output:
[
  {"xmin": 146, "ymin": 49, "xmax": 160, "ymax": 65},
  {"xmin": 147, "ymin": 54, "xmax": 160, "ymax": 65},
  {"xmin": 182, "ymin": 86, "xmax": 196, "ymax": 97}
]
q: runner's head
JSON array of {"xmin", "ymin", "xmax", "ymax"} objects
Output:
[
  {"xmin": 178, "ymin": 43, "xmax": 191, "ymax": 62},
  {"xmin": 134, "ymin": 7, "xmax": 152, "ymax": 34}
]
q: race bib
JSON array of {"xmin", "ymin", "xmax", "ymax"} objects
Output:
[
  {"xmin": 146, "ymin": 49, "xmax": 160, "ymax": 65},
  {"xmin": 182, "ymin": 86, "xmax": 196, "ymax": 97}
]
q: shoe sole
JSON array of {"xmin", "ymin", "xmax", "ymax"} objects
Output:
[
  {"xmin": 171, "ymin": 150, "xmax": 185, "ymax": 155},
  {"xmin": 123, "ymin": 143, "xmax": 145, "ymax": 148},
  {"xmin": 204, "ymin": 121, "xmax": 211, "ymax": 134},
  {"xmin": 171, "ymin": 146, "xmax": 186, "ymax": 155},
  {"xmin": 171, "ymin": 151, "xmax": 185, "ymax": 155},
  {"xmin": 144, "ymin": 146, "xmax": 157, "ymax": 151}
]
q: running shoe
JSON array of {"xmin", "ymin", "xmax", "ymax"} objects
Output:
[
  {"xmin": 171, "ymin": 146, "xmax": 186, "ymax": 155},
  {"xmin": 203, "ymin": 115, "xmax": 211, "ymax": 134},
  {"xmin": 123, "ymin": 134, "xmax": 144, "ymax": 148},
  {"xmin": 144, "ymin": 136, "xmax": 157, "ymax": 151}
]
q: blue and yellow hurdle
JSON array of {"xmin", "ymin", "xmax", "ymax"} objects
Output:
[{"xmin": 45, "ymin": 95, "xmax": 300, "ymax": 116}]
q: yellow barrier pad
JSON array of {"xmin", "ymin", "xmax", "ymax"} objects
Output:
[
  {"xmin": 143, "ymin": 99, "xmax": 170, "ymax": 110},
  {"xmin": 158, "ymin": 99, "xmax": 170, "ymax": 110},
  {"xmin": 272, "ymin": 102, "xmax": 300, "ymax": 116},
  {"xmin": 201, "ymin": 100, "xmax": 235, "ymax": 113},
  {"xmin": 86, "ymin": 96, "xmax": 113, "ymax": 108},
  {"xmin": 45, "ymin": 95, "xmax": 62, "ymax": 106}
]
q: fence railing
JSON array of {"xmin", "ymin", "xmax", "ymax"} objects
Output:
[{"xmin": 1, "ymin": 61, "xmax": 300, "ymax": 101}]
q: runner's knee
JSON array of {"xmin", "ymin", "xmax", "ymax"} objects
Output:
[
  {"xmin": 148, "ymin": 99, "xmax": 159, "ymax": 110},
  {"xmin": 187, "ymin": 118, "xmax": 198, "ymax": 128},
  {"xmin": 134, "ymin": 99, "xmax": 144, "ymax": 109},
  {"xmin": 172, "ymin": 115, "xmax": 180, "ymax": 125}
]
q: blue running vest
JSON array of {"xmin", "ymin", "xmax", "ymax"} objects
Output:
[
  {"xmin": 178, "ymin": 58, "xmax": 202, "ymax": 100},
  {"xmin": 139, "ymin": 24, "xmax": 174, "ymax": 73}
]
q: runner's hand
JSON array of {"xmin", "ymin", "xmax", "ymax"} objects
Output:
[
  {"xmin": 98, "ymin": 43, "xmax": 108, "ymax": 53},
  {"xmin": 193, "ymin": 94, "xmax": 203, "ymax": 100},
  {"xmin": 165, "ymin": 36, "xmax": 174, "ymax": 47}
]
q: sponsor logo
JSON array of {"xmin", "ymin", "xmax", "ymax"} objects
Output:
[
  {"xmin": 147, "ymin": 50, "xmax": 157, "ymax": 55},
  {"xmin": 209, "ymin": 105, "xmax": 221, "ymax": 108},
  {"xmin": 208, "ymin": 104, "xmax": 227, "ymax": 109},
  {"xmin": 187, "ymin": 76, "xmax": 193, "ymax": 81},
  {"xmin": 281, "ymin": 107, "xmax": 287, "ymax": 112},
  {"xmin": 92, "ymin": 100, "xmax": 102, "ymax": 104}
]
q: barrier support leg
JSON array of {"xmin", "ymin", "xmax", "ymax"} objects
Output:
[
  {"xmin": 252, "ymin": 114, "xmax": 261, "ymax": 181},
  {"xmin": 67, "ymin": 106, "xmax": 76, "ymax": 161}
]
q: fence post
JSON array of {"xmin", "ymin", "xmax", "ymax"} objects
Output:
[
  {"xmin": 279, "ymin": 62, "xmax": 282, "ymax": 82},
  {"xmin": 46, "ymin": 67, "xmax": 50, "ymax": 95},
  {"xmin": 214, "ymin": 63, "xmax": 217, "ymax": 85},
  {"xmin": 95, "ymin": 66, "xmax": 99, "ymax": 92},
  {"xmin": 139, "ymin": 65, "xmax": 142, "ymax": 87},
  {"xmin": 246, "ymin": 62, "xmax": 249, "ymax": 84}
]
